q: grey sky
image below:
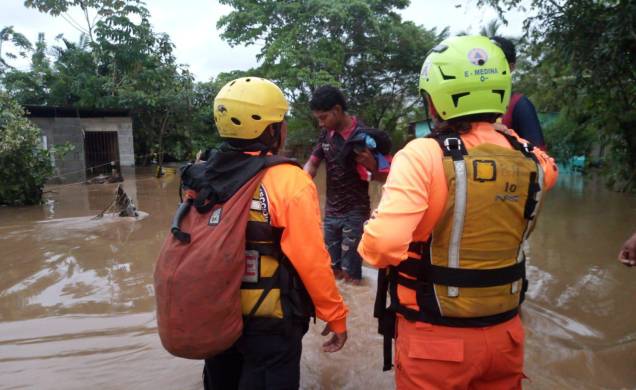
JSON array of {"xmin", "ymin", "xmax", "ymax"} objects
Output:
[{"xmin": 1, "ymin": 0, "xmax": 528, "ymax": 81}]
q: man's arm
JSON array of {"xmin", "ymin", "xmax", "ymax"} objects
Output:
[
  {"xmin": 303, "ymin": 156, "xmax": 321, "ymax": 178},
  {"xmin": 355, "ymin": 148, "xmax": 391, "ymax": 182},
  {"xmin": 304, "ymin": 132, "xmax": 325, "ymax": 178}
]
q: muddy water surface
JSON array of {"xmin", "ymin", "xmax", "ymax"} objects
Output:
[{"xmin": 0, "ymin": 167, "xmax": 634, "ymax": 389}]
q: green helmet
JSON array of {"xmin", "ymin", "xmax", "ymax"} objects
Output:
[{"xmin": 419, "ymin": 35, "xmax": 511, "ymax": 121}]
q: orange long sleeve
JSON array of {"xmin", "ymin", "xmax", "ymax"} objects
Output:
[
  {"xmin": 263, "ymin": 165, "xmax": 348, "ymax": 333},
  {"xmin": 358, "ymin": 138, "xmax": 443, "ymax": 269}
]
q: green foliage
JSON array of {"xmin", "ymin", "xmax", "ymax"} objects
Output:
[
  {"xmin": 218, "ymin": 0, "xmax": 446, "ymax": 137},
  {"xmin": 0, "ymin": 26, "xmax": 33, "ymax": 73},
  {"xmin": 542, "ymin": 110, "xmax": 597, "ymax": 164},
  {"xmin": 0, "ymin": 92, "xmax": 53, "ymax": 205},
  {"xmin": 4, "ymin": 1, "xmax": 222, "ymax": 163},
  {"xmin": 481, "ymin": 0, "xmax": 636, "ymax": 191}
]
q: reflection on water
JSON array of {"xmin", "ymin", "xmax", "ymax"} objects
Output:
[{"xmin": 0, "ymin": 167, "xmax": 635, "ymax": 389}]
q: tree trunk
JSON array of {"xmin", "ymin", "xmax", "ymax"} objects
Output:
[{"xmin": 156, "ymin": 111, "xmax": 170, "ymax": 178}]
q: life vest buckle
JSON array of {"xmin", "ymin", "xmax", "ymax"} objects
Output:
[
  {"xmin": 443, "ymin": 137, "xmax": 463, "ymax": 151},
  {"xmin": 521, "ymin": 142, "xmax": 533, "ymax": 154}
]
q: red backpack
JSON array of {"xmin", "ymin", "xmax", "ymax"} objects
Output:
[{"xmin": 154, "ymin": 151, "xmax": 294, "ymax": 359}]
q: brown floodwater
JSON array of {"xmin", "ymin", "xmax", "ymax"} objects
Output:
[{"xmin": 0, "ymin": 166, "xmax": 634, "ymax": 390}]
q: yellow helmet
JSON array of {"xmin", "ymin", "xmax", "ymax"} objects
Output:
[{"xmin": 213, "ymin": 77, "xmax": 289, "ymax": 139}]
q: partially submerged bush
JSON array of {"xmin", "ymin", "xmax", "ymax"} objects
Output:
[{"xmin": 0, "ymin": 92, "xmax": 52, "ymax": 205}]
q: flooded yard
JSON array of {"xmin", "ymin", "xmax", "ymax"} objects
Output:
[{"xmin": 0, "ymin": 167, "xmax": 635, "ymax": 389}]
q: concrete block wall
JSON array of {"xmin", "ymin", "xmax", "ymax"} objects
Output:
[
  {"xmin": 29, "ymin": 115, "xmax": 135, "ymax": 184},
  {"xmin": 80, "ymin": 117, "xmax": 135, "ymax": 166},
  {"xmin": 31, "ymin": 117, "xmax": 86, "ymax": 183}
]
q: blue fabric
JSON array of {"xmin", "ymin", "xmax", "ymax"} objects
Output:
[
  {"xmin": 512, "ymin": 95, "xmax": 546, "ymax": 148},
  {"xmin": 323, "ymin": 211, "xmax": 367, "ymax": 280}
]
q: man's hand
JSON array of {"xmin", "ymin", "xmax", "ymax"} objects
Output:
[
  {"xmin": 321, "ymin": 324, "xmax": 347, "ymax": 353},
  {"xmin": 303, "ymin": 158, "xmax": 319, "ymax": 179},
  {"xmin": 492, "ymin": 122, "xmax": 512, "ymax": 134},
  {"xmin": 618, "ymin": 232, "xmax": 636, "ymax": 267},
  {"xmin": 355, "ymin": 148, "xmax": 377, "ymax": 172},
  {"xmin": 195, "ymin": 150, "xmax": 204, "ymax": 163}
]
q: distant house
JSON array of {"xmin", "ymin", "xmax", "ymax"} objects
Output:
[{"xmin": 25, "ymin": 106, "xmax": 134, "ymax": 183}]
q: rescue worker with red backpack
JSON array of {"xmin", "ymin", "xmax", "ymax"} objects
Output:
[
  {"xmin": 154, "ymin": 77, "xmax": 348, "ymax": 390},
  {"xmin": 359, "ymin": 36, "xmax": 558, "ymax": 389}
]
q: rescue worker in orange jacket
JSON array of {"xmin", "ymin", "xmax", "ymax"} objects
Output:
[
  {"xmin": 203, "ymin": 77, "xmax": 348, "ymax": 390},
  {"xmin": 359, "ymin": 36, "xmax": 558, "ymax": 389}
]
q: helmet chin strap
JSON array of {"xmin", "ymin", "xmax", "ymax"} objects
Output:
[
  {"xmin": 423, "ymin": 92, "xmax": 445, "ymax": 132},
  {"xmin": 268, "ymin": 122, "xmax": 283, "ymax": 154}
]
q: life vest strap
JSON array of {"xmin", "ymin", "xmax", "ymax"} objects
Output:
[
  {"xmin": 245, "ymin": 242, "xmax": 281, "ymax": 258},
  {"xmin": 495, "ymin": 130, "xmax": 538, "ymax": 162},
  {"xmin": 430, "ymin": 131, "xmax": 468, "ymax": 161},
  {"xmin": 246, "ymin": 220, "xmax": 278, "ymax": 241},
  {"xmin": 394, "ymin": 299, "xmax": 520, "ymax": 328},
  {"xmin": 241, "ymin": 275, "xmax": 278, "ymax": 290},
  {"xmin": 430, "ymin": 261, "xmax": 525, "ymax": 288},
  {"xmin": 524, "ymin": 171, "xmax": 540, "ymax": 220},
  {"xmin": 374, "ymin": 268, "xmax": 396, "ymax": 371},
  {"xmin": 398, "ymin": 257, "xmax": 526, "ymax": 288}
]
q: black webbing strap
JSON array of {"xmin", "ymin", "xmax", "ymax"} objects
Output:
[
  {"xmin": 394, "ymin": 301, "xmax": 520, "ymax": 328},
  {"xmin": 408, "ymin": 241, "xmax": 427, "ymax": 255},
  {"xmin": 246, "ymin": 221, "xmax": 275, "ymax": 242},
  {"xmin": 398, "ymin": 257, "xmax": 525, "ymax": 288},
  {"xmin": 497, "ymin": 130, "xmax": 538, "ymax": 162},
  {"xmin": 430, "ymin": 132, "xmax": 467, "ymax": 161},
  {"xmin": 524, "ymin": 171, "xmax": 540, "ymax": 220},
  {"xmin": 397, "ymin": 258, "xmax": 425, "ymax": 278},
  {"xmin": 494, "ymin": 131, "xmax": 542, "ymax": 221},
  {"xmin": 241, "ymin": 275, "xmax": 277, "ymax": 290},
  {"xmin": 194, "ymin": 187, "xmax": 214, "ymax": 213},
  {"xmin": 427, "ymin": 260, "xmax": 526, "ymax": 288},
  {"xmin": 276, "ymin": 258, "xmax": 296, "ymax": 335},
  {"xmin": 245, "ymin": 242, "xmax": 281, "ymax": 258},
  {"xmin": 374, "ymin": 268, "xmax": 396, "ymax": 371}
]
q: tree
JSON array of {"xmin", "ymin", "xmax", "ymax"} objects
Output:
[
  {"xmin": 479, "ymin": 19, "xmax": 501, "ymax": 37},
  {"xmin": 480, "ymin": 0, "xmax": 636, "ymax": 191},
  {"xmin": 12, "ymin": 0, "xmax": 217, "ymax": 163},
  {"xmin": 218, "ymin": 0, "xmax": 446, "ymax": 150},
  {"xmin": 2, "ymin": 33, "xmax": 52, "ymax": 104},
  {"xmin": 0, "ymin": 92, "xmax": 53, "ymax": 205},
  {"xmin": 0, "ymin": 26, "xmax": 33, "ymax": 74}
]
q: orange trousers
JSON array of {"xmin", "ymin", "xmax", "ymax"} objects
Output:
[{"xmin": 395, "ymin": 315, "xmax": 526, "ymax": 390}]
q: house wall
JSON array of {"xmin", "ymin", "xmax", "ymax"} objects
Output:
[
  {"xmin": 28, "ymin": 116, "xmax": 135, "ymax": 184},
  {"xmin": 80, "ymin": 117, "xmax": 135, "ymax": 166},
  {"xmin": 31, "ymin": 117, "xmax": 86, "ymax": 183}
]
